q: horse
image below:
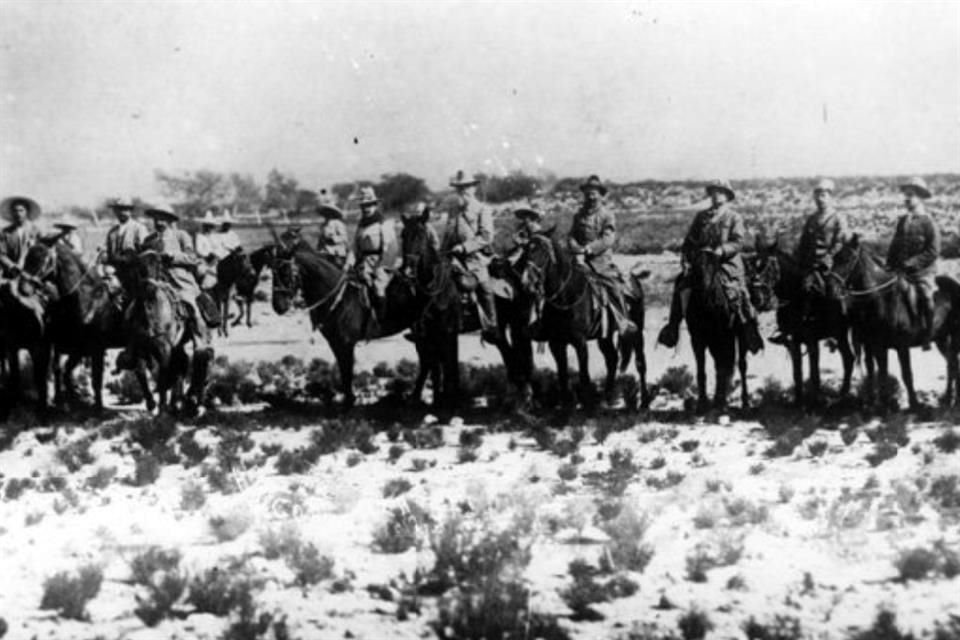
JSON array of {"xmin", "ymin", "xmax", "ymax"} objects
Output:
[
  {"xmin": 934, "ymin": 275, "xmax": 960, "ymax": 406},
  {"xmin": 232, "ymin": 245, "xmax": 275, "ymax": 329},
  {"xmin": 124, "ymin": 251, "xmax": 210, "ymax": 413},
  {"xmin": 269, "ymin": 244, "xmax": 418, "ymax": 408},
  {"xmin": 518, "ymin": 229, "xmax": 650, "ymax": 409},
  {"xmin": 209, "ymin": 248, "xmax": 258, "ymax": 337},
  {"xmin": 684, "ymin": 250, "xmax": 753, "ymax": 413},
  {"xmin": 20, "ymin": 240, "xmax": 124, "ymax": 410},
  {"xmin": 0, "ymin": 269, "xmax": 52, "ymax": 414},
  {"xmin": 831, "ymin": 235, "xmax": 944, "ymax": 412},
  {"xmin": 747, "ymin": 237, "xmax": 856, "ymax": 407}
]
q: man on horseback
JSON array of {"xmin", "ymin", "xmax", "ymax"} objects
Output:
[
  {"xmin": 566, "ymin": 175, "xmax": 637, "ymax": 339},
  {"xmin": 352, "ymin": 186, "xmax": 394, "ymax": 325},
  {"xmin": 194, "ymin": 210, "xmax": 220, "ymax": 290},
  {"xmin": 887, "ymin": 176, "xmax": 940, "ymax": 349},
  {"xmin": 140, "ymin": 205, "xmax": 221, "ymax": 343},
  {"xmin": 770, "ymin": 178, "xmax": 848, "ymax": 345},
  {"xmin": 317, "ymin": 203, "xmax": 349, "ymax": 268},
  {"xmin": 658, "ymin": 179, "xmax": 763, "ymax": 353},
  {"xmin": 0, "ymin": 196, "xmax": 48, "ymax": 320},
  {"xmin": 442, "ymin": 170, "xmax": 498, "ymax": 342},
  {"xmin": 51, "ymin": 216, "xmax": 85, "ymax": 255},
  {"xmin": 215, "ymin": 210, "xmax": 242, "ymax": 256},
  {"xmin": 507, "ymin": 207, "xmax": 543, "ymax": 263},
  {"xmin": 103, "ymin": 197, "xmax": 148, "ymax": 297}
]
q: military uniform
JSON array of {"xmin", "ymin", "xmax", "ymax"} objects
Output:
[
  {"xmin": 354, "ymin": 214, "xmax": 392, "ymax": 297},
  {"xmin": 887, "ymin": 177, "xmax": 940, "ymax": 342},
  {"xmin": 317, "ymin": 205, "xmax": 349, "ymax": 268},
  {"xmin": 0, "ymin": 222, "xmax": 40, "ymax": 277},
  {"xmin": 0, "ymin": 196, "xmax": 52, "ymax": 324},
  {"xmin": 105, "ymin": 218, "xmax": 148, "ymax": 267}
]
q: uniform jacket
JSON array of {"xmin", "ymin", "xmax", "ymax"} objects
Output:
[
  {"xmin": 796, "ymin": 208, "xmax": 848, "ymax": 270},
  {"xmin": 141, "ymin": 227, "xmax": 202, "ymax": 302},
  {"xmin": 442, "ymin": 195, "xmax": 493, "ymax": 260},
  {"xmin": 682, "ymin": 204, "xmax": 746, "ymax": 286},
  {"xmin": 887, "ymin": 211, "xmax": 940, "ymax": 281},
  {"xmin": 354, "ymin": 215, "xmax": 398, "ymax": 294},
  {"xmin": 0, "ymin": 222, "xmax": 40, "ymax": 276},
  {"xmin": 568, "ymin": 203, "xmax": 618, "ymax": 277},
  {"xmin": 106, "ymin": 219, "xmax": 148, "ymax": 264}
]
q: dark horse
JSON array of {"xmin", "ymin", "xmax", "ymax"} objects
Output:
[
  {"xmin": 0, "ymin": 268, "xmax": 52, "ymax": 414},
  {"xmin": 21, "ymin": 241, "xmax": 125, "ymax": 410},
  {"xmin": 832, "ymin": 235, "xmax": 946, "ymax": 411},
  {"xmin": 209, "ymin": 248, "xmax": 258, "ymax": 337},
  {"xmin": 748, "ymin": 237, "xmax": 856, "ymax": 407},
  {"xmin": 270, "ymin": 244, "xmax": 418, "ymax": 408},
  {"xmin": 685, "ymin": 250, "xmax": 753, "ymax": 412},
  {"xmin": 518, "ymin": 229, "xmax": 650, "ymax": 409},
  {"xmin": 125, "ymin": 251, "xmax": 212, "ymax": 412},
  {"xmin": 933, "ymin": 275, "xmax": 960, "ymax": 406},
  {"xmin": 397, "ymin": 210, "xmax": 534, "ymax": 408}
]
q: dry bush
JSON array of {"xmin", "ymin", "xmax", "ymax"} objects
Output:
[
  {"xmin": 131, "ymin": 549, "xmax": 188, "ymax": 626},
  {"xmin": 85, "ymin": 466, "xmax": 117, "ymax": 491},
  {"xmin": 600, "ymin": 504, "xmax": 654, "ymax": 573},
  {"xmin": 106, "ymin": 370, "xmax": 145, "ymax": 405},
  {"xmin": 560, "ymin": 559, "xmax": 637, "ymax": 621},
  {"xmin": 56, "ymin": 435, "xmax": 95, "ymax": 472},
  {"xmin": 933, "ymin": 429, "xmax": 960, "ymax": 454},
  {"xmin": 742, "ymin": 615, "xmax": 804, "ymax": 640},
  {"xmin": 206, "ymin": 356, "xmax": 260, "ymax": 406},
  {"xmin": 180, "ymin": 481, "xmax": 207, "ymax": 511},
  {"xmin": 372, "ymin": 502, "xmax": 431, "ymax": 554},
  {"xmin": 685, "ymin": 534, "xmax": 745, "ymax": 582},
  {"xmin": 382, "ymin": 477, "xmax": 413, "ymax": 499},
  {"xmin": 39, "ymin": 564, "xmax": 103, "ymax": 621},
  {"xmin": 209, "ymin": 509, "xmax": 255, "ymax": 542},
  {"xmin": 677, "ymin": 607, "xmax": 714, "ymax": 640},
  {"xmin": 130, "ymin": 450, "xmax": 162, "ymax": 486},
  {"xmin": 187, "ymin": 562, "xmax": 260, "ymax": 616},
  {"xmin": 849, "ymin": 609, "xmax": 917, "ymax": 640},
  {"xmin": 656, "ymin": 366, "xmax": 694, "ymax": 397}
]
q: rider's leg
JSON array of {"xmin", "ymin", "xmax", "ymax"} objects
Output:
[
  {"xmin": 477, "ymin": 281, "xmax": 499, "ymax": 342},
  {"xmin": 918, "ymin": 279, "xmax": 935, "ymax": 350},
  {"xmin": 743, "ymin": 296, "xmax": 764, "ymax": 354},
  {"xmin": 609, "ymin": 286, "xmax": 637, "ymax": 338},
  {"xmin": 658, "ymin": 274, "xmax": 688, "ymax": 348}
]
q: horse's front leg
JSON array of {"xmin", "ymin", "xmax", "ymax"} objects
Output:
[
  {"xmin": 91, "ymin": 350, "xmax": 105, "ymax": 411},
  {"xmin": 32, "ymin": 343, "xmax": 51, "ymax": 414},
  {"xmin": 330, "ymin": 335, "xmax": 356, "ymax": 410},
  {"xmin": 789, "ymin": 340, "xmax": 804, "ymax": 407},
  {"xmin": 808, "ymin": 339, "xmax": 822, "ymax": 408},
  {"xmin": 862, "ymin": 345, "xmax": 876, "ymax": 410},
  {"xmin": 573, "ymin": 339, "xmax": 594, "ymax": 406},
  {"xmin": 838, "ymin": 330, "xmax": 855, "ymax": 398},
  {"xmin": 875, "ymin": 347, "xmax": 891, "ymax": 414},
  {"xmin": 713, "ymin": 336, "xmax": 735, "ymax": 411},
  {"xmin": 692, "ymin": 338, "xmax": 709, "ymax": 414},
  {"xmin": 132, "ymin": 353, "xmax": 156, "ymax": 413},
  {"xmin": 52, "ymin": 350, "xmax": 65, "ymax": 407},
  {"xmin": 549, "ymin": 340, "xmax": 571, "ymax": 407},
  {"xmin": 441, "ymin": 330, "xmax": 460, "ymax": 409},
  {"xmin": 897, "ymin": 346, "xmax": 920, "ymax": 411},
  {"xmin": 598, "ymin": 337, "xmax": 619, "ymax": 407},
  {"xmin": 738, "ymin": 334, "xmax": 750, "ymax": 410}
]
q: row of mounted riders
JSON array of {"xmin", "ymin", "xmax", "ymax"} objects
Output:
[{"xmin": 4, "ymin": 205, "xmax": 960, "ymax": 418}]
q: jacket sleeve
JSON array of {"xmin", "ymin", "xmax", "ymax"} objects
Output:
[
  {"xmin": 886, "ymin": 218, "xmax": 905, "ymax": 268},
  {"xmin": 586, "ymin": 210, "xmax": 616, "ymax": 255},
  {"xmin": 903, "ymin": 216, "xmax": 941, "ymax": 271},
  {"xmin": 0, "ymin": 236, "xmax": 14, "ymax": 273},
  {"xmin": 170, "ymin": 231, "xmax": 199, "ymax": 267},
  {"xmin": 681, "ymin": 213, "xmax": 704, "ymax": 264},
  {"xmin": 718, "ymin": 213, "xmax": 744, "ymax": 259},
  {"xmin": 568, "ymin": 216, "xmax": 586, "ymax": 254},
  {"xmin": 830, "ymin": 213, "xmax": 849, "ymax": 254},
  {"xmin": 461, "ymin": 205, "xmax": 493, "ymax": 254}
]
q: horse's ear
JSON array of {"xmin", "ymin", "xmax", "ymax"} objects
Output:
[
  {"xmin": 39, "ymin": 233, "xmax": 60, "ymax": 247},
  {"xmin": 420, "ymin": 205, "xmax": 431, "ymax": 223},
  {"xmin": 849, "ymin": 233, "xmax": 860, "ymax": 247},
  {"xmin": 543, "ymin": 224, "xmax": 558, "ymax": 237}
]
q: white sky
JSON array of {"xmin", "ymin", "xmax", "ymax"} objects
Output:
[{"xmin": 1, "ymin": 0, "xmax": 958, "ymax": 207}]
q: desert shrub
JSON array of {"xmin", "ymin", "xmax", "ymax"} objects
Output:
[
  {"xmin": 180, "ymin": 481, "xmax": 207, "ymax": 511},
  {"xmin": 260, "ymin": 523, "xmax": 303, "ymax": 560},
  {"xmin": 133, "ymin": 555, "xmax": 189, "ymax": 627},
  {"xmin": 388, "ymin": 444, "xmax": 405, "ymax": 463},
  {"xmin": 677, "ymin": 607, "xmax": 714, "ymax": 640},
  {"xmin": 933, "ymin": 429, "xmax": 960, "ymax": 454},
  {"xmin": 352, "ymin": 424, "xmax": 379, "ymax": 455},
  {"xmin": 724, "ymin": 497, "xmax": 769, "ymax": 526},
  {"xmin": 207, "ymin": 356, "xmax": 260, "ymax": 406},
  {"xmin": 557, "ymin": 463, "xmax": 579, "ymax": 482},
  {"xmin": 107, "ymin": 370, "xmax": 145, "ymax": 405},
  {"xmin": 372, "ymin": 503, "xmax": 430, "ymax": 554},
  {"xmin": 85, "ymin": 466, "xmax": 117, "ymax": 490},
  {"xmin": 0, "ymin": 616, "xmax": 7, "ymax": 638},
  {"xmin": 895, "ymin": 542, "xmax": 960, "ymax": 581},
  {"xmin": 187, "ymin": 563, "xmax": 259, "ymax": 616},
  {"xmin": 274, "ymin": 447, "xmax": 320, "ymax": 475},
  {"xmin": 219, "ymin": 597, "xmax": 290, "ymax": 640},
  {"xmin": 685, "ymin": 535, "xmax": 744, "ymax": 582},
  {"xmin": 657, "ymin": 366, "xmax": 693, "ymax": 396},
  {"xmin": 764, "ymin": 427, "xmax": 807, "ymax": 458},
  {"xmin": 403, "ymin": 426, "xmax": 445, "ymax": 450},
  {"xmin": 40, "ymin": 474, "xmax": 68, "ymax": 492},
  {"xmin": 458, "ymin": 445, "xmax": 479, "ymax": 464},
  {"xmin": 560, "ymin": 559, "xmax": 639, "ymax": 622},
  {"xmin": 56, "ymin": 436, "xmax": 95, "ymax": 472},
  {"xmin": 583, "ymin": 448, "xmax": 639, "ymax": 497},
  {"xmin": 3, "ymin": 477, "xmax": 33, "ymax": 501},
  {"xmin": 177, "ymin": 430, "xmax": 211, "ymax": 468},
  {"xmin": 866, "ymin": 441, "xmax": 899, "ymax": 467},
  {"xmin": 807, "ymin": 440, "xmax": 828, "ymax": 457},
  {"xmin": 929, "ymin": 475, "xmax": 960, "ymax": 511},
  {"xmin": 743, "ymin": 615, "xmax": 804, "ymax": 640},
  {"xmin": 600, "ymin": 504, "xmax": 654, "ymax": 573},
  {"xmin": 209, "ymin": 509, "xmax": 255, "ymax": 542},
  {"xmin": 130, "ymin": 450, "xmax": 162, "ymax": 486},
  {"xmin": 646, "ymin": 471, "xmax": 686, "ymax": 490},
  {"xmin": 39, "ymin": 564, "xmax": 103, "ymax": 621},
  {"xmin": 288, "ymin": 542, "xmax": 335, "ymax": 588},
  {"xmin": 849, "ymin": 609, "xmax": 916, "ymax": 640},
  {"xmin": 382, "ymin": 477, "xmax": 413, "ymax": 499}
]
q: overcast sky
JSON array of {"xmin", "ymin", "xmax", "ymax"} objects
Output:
[{"xmin": 1, "ymin": 1, "xmax": 958, "ymax": 207}]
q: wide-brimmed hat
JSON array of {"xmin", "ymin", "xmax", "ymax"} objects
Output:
[
  {"xmin": 449, "ymin": 170, "xmax": 479, "ymax": 189},
  {"xmin": 514, "ymin": 207, "xmax": 543, "ymax": 222},
  {"xmin": 900, "ymin": 176, "xmax": 931, "ymax": 199},
  {"xmin": 53, "ymin": 214, "xmax": 83, "ymax": 230},
  {"xmin": 220, "ymin": 210, "xmax": 234, "ymax": 225},
  {"xmin": 814, "ymin": 178, "xmax": 835, "ymax": 194},
  {"xmin": 317, "ymin": 204, "xmax": 345, "ymax": 220},
  {"xmin": 200, "ymin": 210, "xmax": 217, "ymax": 227},
  {"xmin": 144, "ymin": 204, "xmax": 179, "ymax": 223},
  {"xmin": 0, "ymin": 196, "xmax": 42, "ymax": 222},
  {"xmin": 705, "ymin": 179, "xmax": 736, "ymax": 201},
  {"xmin": 579, "ymin": 175, "xmax": 608, "ymax": 196},
  {"xmin": 107, "ymin": 196, "xmax": 136, "ymax": 211},
  {"xmin": 356, "ymin": 186, "xmax": 379, "ymax": 207}
]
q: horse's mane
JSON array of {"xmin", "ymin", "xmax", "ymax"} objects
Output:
[{"xmin": 293, "ymin": 247, "xmax": 342, "ymax": 279}]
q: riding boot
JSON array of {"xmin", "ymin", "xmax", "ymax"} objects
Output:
[
  {"xmin": 479, "ymin": 288, "xmax": 499, "ymax": 343},
  {"xmin": 921, "ymin": 294, "xmax": 935, "ymax": 351},
  {"xmin": 745, "ymin": 318, "xmax": 764, "ymax": 354},
  {"xmin": 611, "ymin": 291, "xmax": 638, "ymax": 339},
  {"xmin": 657, "ymin": 280, "xmax": 685, "ymax": 348}
]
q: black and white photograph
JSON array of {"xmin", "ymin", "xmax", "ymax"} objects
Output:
[{"xmin": 1, "ymin": 1, "xmax": 959, "ymax": 638}]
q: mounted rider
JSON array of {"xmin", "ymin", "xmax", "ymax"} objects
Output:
[
  {"xmin": 566, "ymin": 175, "xmax": 637, "ymax": 339},
  {"xmin": 770, "ymin": 178, "xmax": 849, "ymax": 344},
  {"xmin": 215, "ymin": 210, "xmax": 242, "ymax": 257},
  {"xmin": 352, "ymin": 186, "xmax": 395, "ymax": 324},
  {"xmin": 317, "ymin": 203, "xmax": 349, "ymax": 268},
  {"xmin": 194, "ymin": 210, "xmax": 220, "ymax": 290},
  {"xmin": 887, "ymin": 176, "xmax": 940, "ymax": 349},
  {"xmin": 139, "ymin": 204, "xmax": 221, "ymax": 341},
  {"xmin": 0, "ymin": 196, "xmax": 48, "ymax": 321},
  {"xmin": 103, "ymin": 197, "xmax": 148, "ymax": 296},
  {"xmin": 658, "ymin": 179, "xmax": 764, "ymax": 353},
  {"xmin": 507, "ymin": 206, "xmax": 544, "ymax": 264},
  {"xmin": 441, "ymin": 170, "xmax": 498, "ymax": 342}
]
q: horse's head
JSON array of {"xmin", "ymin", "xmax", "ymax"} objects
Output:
[
  {"xmin": 400, "ymin": 206, "xmax": 434, "ymax": 277},
  {"xmin": 132, "ymin": 250, "xmax": 166, "ymax": 286},
  {"xmin": 519, "ymin": 227, "xmax": 559, "ymax": 297},
  {"xmin": 746, "ymin": 235, "xmax": 781, "ymax": 312},
  {"xmin": 831, "ymin": 234, "xmax": 863, "ymax": 287},
  {"xmin": 22, "ymin": 241, "xmax": 58, "ymax": 284},
  {"xmin": 270, "ymin": 246, "xmax": 300, "ymax": 315}
]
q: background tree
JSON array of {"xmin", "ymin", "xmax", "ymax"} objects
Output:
[
  {"xmin": 263, "ymin": 168, "xmax": 299, "ymax": 213},
  {"xmin": 477, "ymin": 170, "xmax": 543, "ymax": 204},
  {"xmin": 154, "ymin": 169, "xmax": 229, "ymax": 218},
  {"xmin": 294, "ymin": 189, "xmax": 319, "ymax": 215},
  {"xmin": 228, "ymin": 173, "xmax": 263, "ymax": 215},
  {"xmin": 374, "ymin": 173, "xmax": 430, "ymax": 212}
]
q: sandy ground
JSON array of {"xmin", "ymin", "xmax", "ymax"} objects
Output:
[{"xmin": 0, "ymin": 253, "xmax": 958, "ymax": 640}]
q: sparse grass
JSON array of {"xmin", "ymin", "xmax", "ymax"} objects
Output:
[
  {"xmin": 742, "ymin": 615, "xmax": 804, "ymax": 640},
  {"xmin": 209, "ymin": 509, "xmax": 255, "ymax": 542},
  {"xmin": 180, "ymin": 481, "xmax": 207, "ymax": 511},
  {"xmin": 372, "ymin": 502, "xmax": 430, "ymax": 554},
  {"xmin": 685, "ymin": 534, "xmax": 744, "ymax": 582},
  {"xmin": 560, "ymin": 559, "xmax": 637, "ymax": 621},
  {"xmin": 600, "ymin": 504, "xmax": 654, "ymax": 573},
  {"xmin": 288, "ymin": 542, "xmax": 335, "ymax": 588},
  {"xmin": 849, "ymin": 609, "xmax": 917, "ymax": 640},
  {"xmin": 677, "ymin": 607, "xmax": 714, "ymax": 640},
  {"xmin": 657, "ymin": 366, "xmax": 694, "ymax": 397},
  {"xmin": 724, "ymin": 497, "xmax": 769, "ymax": 526},
  {"xmin": 56, "ymin": 436, "xmax": 95, "ymax": 472},
  {"xmin": 39, "ymin": 564, "xmax": 103, "ymax": 621},
  {"xmin": 583, "ymin": 448, "xmax": 639, "ymax": 497}
]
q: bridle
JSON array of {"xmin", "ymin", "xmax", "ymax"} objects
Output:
[
  {"xmin": 273, "ymin": 253, "xmax": 349, "ymax": 314},
  {"xmin": 832, "ymin": 244, "xmax": 899, "ymax": 297},
  {"xmin": 522, "ymin": 235, "xmax": 583, "ymax": 308}
]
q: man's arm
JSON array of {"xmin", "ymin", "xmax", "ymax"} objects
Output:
[
  {"xmin": 718, "ymin": 213, "xmax": 744, "ymax": 259},
  {"xmin": 903, "ymin": 216, "xmax": 941, "ymax": 271},
  {"xmin": 585, "ymin": 210, "xmax": 616, "ymax": 256},
  {"xmin": 461, "ymin": 205, "xmax": 493, "ymax": 254}
]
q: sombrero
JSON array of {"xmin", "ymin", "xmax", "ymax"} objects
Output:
[
  {"xmin": 813, "ymin": 178, "xmax": 835, "ymax": 193},
  {"xmin": 0, "ymin": 196, "xmax": 42, "ymax": 222},
  {"xmin": 144, "ymin": 203, "xmax": 179, "ymax": 223},
  {"xmin": 900, "ymin": 176, "xmax": 931, "ymax": 200},
  {"xmin": 449, "ymin": 170, "xmax": 479, "ymax": 189},
  {"xmin": 705, "ymin": 179, "xmax": 736, "ymax": 201},
  {"xmin": 53, "ymin": 214, "xmax": 83, "ymax": 230},
  {"xmin": 200, "ymin": 210, "xmax": 217, "ymax": 227},
  {"xmin": 513, "ymin": 207, "xmax": 543, "ymax": 222},
  {"xmin": 107, "ymin": 196, "xmax": 136, "ymax": 211},
  {"xmin": 356, "ymin": 186, "xmax": 379, "ymax": 207},
  {"xmin": 317, "ymin": 204, "xmax": 345, "ymax": 220},
  {"xmin": 579, "ymin": 175, "xmax": 608, "ymax": 196},
  {"xmin": 220, "ymin": 210, "xmax": 235, "ymax": 224}
]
